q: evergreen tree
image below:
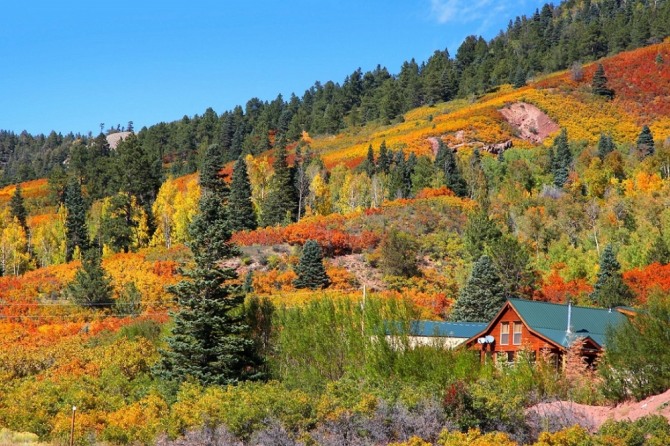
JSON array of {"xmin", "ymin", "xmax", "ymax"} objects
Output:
[
  {"xmin": 513, "ymin": 67, "xmax": 527, "ymax": 88},
  {"xmin": 451, "ymin": 255, "xmax": 506, "ymax": 322},
  {"xmin": 229, "ymin": 156, "xmax": 257, "ymax": 232},
  {"xmin": 597, "ymin": 133, "xmax": 615, "ymax": 160},
  {"xmin": 199, "ymin": 143, "xmax": 226, "ymax": 196},
  {"xmin": 488, "ymin": 235, "xmax": 537, "ymax": 299},
  {"xmin": 114, "ymin": 134, "xmax": 161, "ymax": 208},
  {"xmin": 64, "ymin": 179, "xmax": 89, "ymax": 262},
  {"xmin": 377, "ymin": 141, "xmax": 391, "ymax": 174},
  {"xmin": 9, "ymin": 183, "xmax": 28, "ymax": 233},
  {"xmin": 156, "ymin": 191, "xmax": 260, "ymax": 385},
  {"xmin": 591, "ymin": 63, "xmax": 614, "ymax": 99},
  {"xmin": 66, "ymin": 247, "xmax": 114, "ymax": 309},
  {"xmin": 434, "ymin": 139, "xmax": 467, "ymax": 197},
  {"xmin": 99, "ymin": 192, "xmax": 136, "ymax": 253},
  {"xmin": 360, "ymin": 144, "xmax": 376, "ymax": 178},
  {"xmin": 552, "ymin": 129, "xmax": 572, "ymax": 188},
  {"xmin": 293, "ymin": 240, "xmax": 330, "ymax": 289},
  {"xmin": 463, "ymin": 210, "xmax": 502, "ymax": 261},
  {"xmin": 647, "ymin": 233, "xmax": 670, "ymax": 266},
  {"xmin": 636, "ymin": 125, "xmax": 655, "ymax": 158},
  {"xmin": 261, "ymin": 144, "xmax": 297, "ymax": 226},
  {"xmin": 591, "ymin": 244, "xmax": 634, "ymax": 308}
]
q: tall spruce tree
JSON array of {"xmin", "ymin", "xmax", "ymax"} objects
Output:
[
  {"xmin": 434, "ymin": 139, "xmax": 467, "ymax": 197},
  {"xmin": 66, "ymin": 247, "xmax": 114, "ymax": 309},
  {"xmin": 64, "ymin": 179, "xmax": 89, "ymax": 262},
  {"xmin": 451, "ymin": 255, "xmax": 506, "ymax": 322},
  {"xmin": 637, "ymin": 125, "xmax": 655, "ymax": 158},
  {"xmin": 293, "ymin": 240, "xmax": 331, "ymax": 290},
  {"xmin": 377, "ymin": 141, "xmax": 391, "ymax": 174},
  {"xmin": 156, "ymin": 192, "xmax": 261, "ymax": 385},
  {"xmin": 591, "ymin": 63, "xmax": 614, "ymax": 99},
  {"xmin": 360, "ymin": 144, "xmax": 376, "ymax": 178},
  {"xmin": 552, "ymin": 128, "xmax": 572, "ymax": 188},
  {"xmin": 597, "ymin": 133, "xmax": 615, "ymax": 160},
  {"xmin": 9, "ymin": 184, "xmax": 28, "ymax": 233},
  {"xmin": 261, "ymin": 144, "xmax": 297, "ymax": 226},
  {"xmin": 199, "ymin": 143, "xmax": 226, "ymax": 196},
  {"xmin": 591, "ymin": 244, "xmax": 634, "ymax": 308},
  {"xmin": 229, "ymin": 156, "xmax": 257, "ymax": 232}
]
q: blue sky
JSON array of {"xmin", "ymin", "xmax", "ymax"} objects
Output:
[{"xmin": 0, "ymin": 0, "xmax": 548, "ymax": 135}]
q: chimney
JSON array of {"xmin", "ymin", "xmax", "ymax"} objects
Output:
[{"xmin": 566, "ymin": 301, "xmax": 572, "ymax": 335}]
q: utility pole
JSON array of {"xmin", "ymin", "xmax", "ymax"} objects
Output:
[{"xmin": 69, "ymin": 406, "xmax": 76, "ymax": 446}]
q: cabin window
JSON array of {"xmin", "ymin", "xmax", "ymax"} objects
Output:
[
  {"xmin": 513, "ymin": 322, "xmax": 522, "ymax": 345},
  {"xmin": 506, "ymin": 351, "xmax": 515, "ymax": 362},
  {"xmin": 500, "ymin": 322, "xmax": 509, "ymax": 345}
]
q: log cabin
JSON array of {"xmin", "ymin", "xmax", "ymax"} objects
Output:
[{"xmin": 464, "ymin": 298, "xmax": 629, "ymax": 367}]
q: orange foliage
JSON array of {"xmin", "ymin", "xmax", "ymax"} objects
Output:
[
  {"xmin": 233, "ymin": 213, "xmax": 380, "ymax": 256},
  {"xmin": 539, "ymin": 41, "xmax": 670, "ymax": 122},
  {"xmin": 416, "ymin": 186, "xmax": 455, "ymax": 199},
  {"xmin": 539, "ymin": 270, "xmax": 593, "ymax": 304},
  {"xmin": 0, "ymin": 178, "xmax": 49, "ymax": 203},
  {"xmin": 623, "ymin": 262, "xmax": 670, "ymax": 303}
]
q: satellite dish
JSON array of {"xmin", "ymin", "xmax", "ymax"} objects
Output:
[
  {"xmin": 485, "ymin": 335, "xmax": 494, "ymax": 344},
  {"xmin": 477, "ymin": 337, "xmax": 485, "ymax": 344}
]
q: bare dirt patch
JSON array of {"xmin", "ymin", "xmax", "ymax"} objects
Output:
[
  {"xmin": 334, "ymin": 254, "xmax": 385, "ymax": 292},
  {"xmin": 499, "ymin": 102, "xmax": 559, "ymax": 144},
  {"xmin": 528, "ymin": 388, "xmax": 670, "ymax": 430}
]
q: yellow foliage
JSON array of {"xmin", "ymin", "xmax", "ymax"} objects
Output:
[
  {"xmin": 104, "ymin": 393, "xmax": 168, "ymax": 445},
  {"xmin": 533, "ymin": 425, "xmax": 593, "ymax": 446},
  {"xmin": 437, "ymin": 428, "xmax": 518, "ymax": 446},
  {"xmin": 389, "ymin": 436, "xmax": 433, "ymax": 446}
]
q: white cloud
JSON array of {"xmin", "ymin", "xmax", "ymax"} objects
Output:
[{"xmin": 430, "ymin": 0, "xmax": 545, "ymax": 26}]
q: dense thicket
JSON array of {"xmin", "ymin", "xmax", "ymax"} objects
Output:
[{"xmin": 1, "ymin": 0, "xmax": 668, "ymax": 187}]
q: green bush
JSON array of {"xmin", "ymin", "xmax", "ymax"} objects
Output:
[{"xmin": 599, "ymin": 291, "xmax": 670, "ymax": 401}]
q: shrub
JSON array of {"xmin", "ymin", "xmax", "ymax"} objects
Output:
[{"xmin": 599, "ymin": 291, "xmax": 670, "ymax": 401}]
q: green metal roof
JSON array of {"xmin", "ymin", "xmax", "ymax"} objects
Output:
[
  {"xmin": 409, "ymin": 321, "xmax": 488, "ymax": 338},
  {"xmin": 508, "ymin": 298, "xmax": 628, "ymax": 348}
]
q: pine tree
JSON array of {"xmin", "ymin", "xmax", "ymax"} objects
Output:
[
  {"xmin": 261, "ymin": 144, "xmax": 297, "ymax": 226},
  {"xmin": 66, "ymin": 247, "xmax": 114, "ymax": 309},
  {"xmin": 64, "ymin": 179, "xmax": 89, "ymax": 262},
  {"xmin": 451, "ymin": 255, "xmax": 506, "ymax": 322},
  {"xmin": 463, "ymin": 210, "xmax": 502, "ymax": 261},
  {"xmin": 597, "ymin": 133, "xmax": 615, "ymax": 160},
  {"xmin": 591, "ymin": 244, "xmax": 634, "ymax": 308},
  {"xmin": 199, "ymin": 143, "xmax": 227, "ymax": 197},
  {"xmin": 434, "ymin": 139, "xmax": 467, "ymax": 197},
  {"xmin": 637, "ymin": 125, "xmax": 655, "ymax": 158},
  {"xmin": 9, "ymin": 184, "xmax": 28, "ymax": 233},
  {"xmin": 646, "ymin": 233, "xmax": 670, "ymax": 266},
  {"xmin": 156, "ymin": 191, "xmax": 260, "ymax": 385},
  {"xmin": 377, "ymin": 141, "xmax": 391, "ymax": 174},
  {"xmin": 552, "ymin": 129, "xmax": 572, "ymax": 188},
  {"xmin": 513, "ymin": 67, "xmax": 527, "ymax": 88},
  {"xmin": 99, "ymin": 192, "xmax": 137, "ymax": 253},
  {"xmin": 229, "ymin": 157, "xmax": 257, "ymax": 232},
  {"xmin": 293, "ymin": 240, "xmax": 330, "ymax": 289},
  {"xmin": 591, "ymin": 63, "xmax": 614, "ymax": 99},
  {"xmin": 360, "ymin": 144, "xmax": 376, "ymax": 178}
]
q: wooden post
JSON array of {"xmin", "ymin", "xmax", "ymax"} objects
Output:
[{"xmin": 69, "ymin": 406, "xmax": 76, "ymax": 446}]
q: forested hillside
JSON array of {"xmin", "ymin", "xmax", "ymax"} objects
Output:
[
  {"xmin": 1, "ymin": 0, "xmax": 668, "ymax": 185},
  {"xmin": 2, "ymin": 1, "xmax": 670, "ymax": 445}
]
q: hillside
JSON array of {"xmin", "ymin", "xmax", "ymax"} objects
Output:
[{"xmin": 2, "ymin": 26, "xmax": 670, "ymax": 446}]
